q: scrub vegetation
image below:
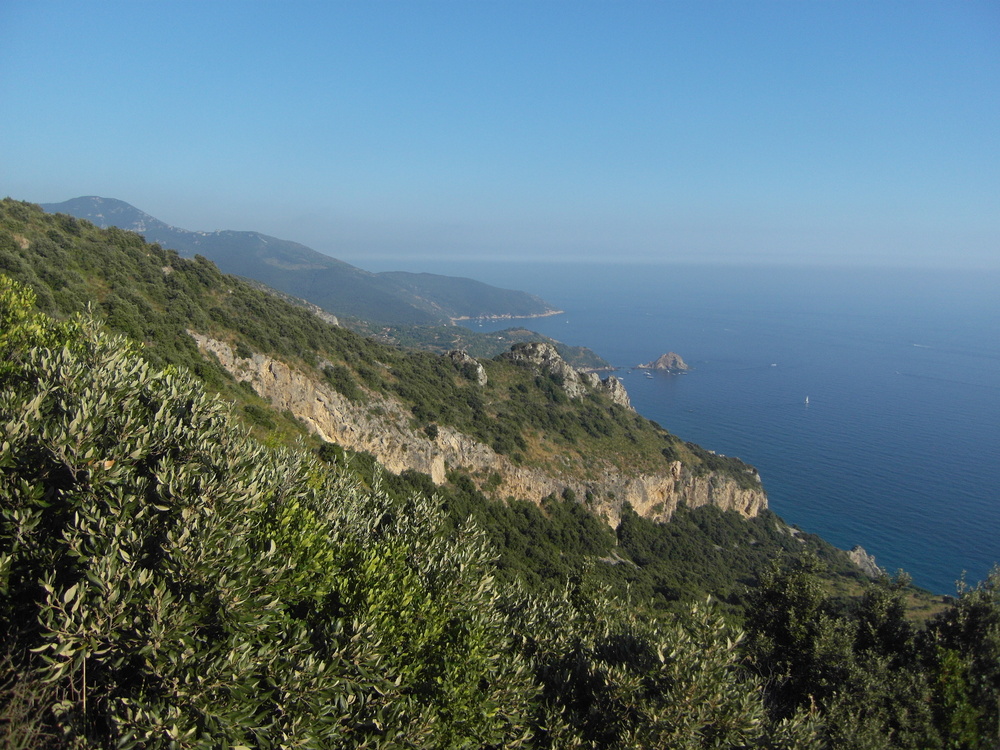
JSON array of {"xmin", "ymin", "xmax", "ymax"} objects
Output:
[
  {"xmin": 2, "ymin": 200, "xmax": 998, "ymax": 748},
  {"xmin": 0, "ymin": 199, "xmax": 746, "ymax": 485}
]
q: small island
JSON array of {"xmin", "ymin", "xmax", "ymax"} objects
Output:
[{"xmin": 637, "ymin": 352, "xmax": 690, "ymax": 373}]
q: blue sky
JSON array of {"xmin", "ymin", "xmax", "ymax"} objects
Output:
[{"xmin": 2, "ymin": 0, "xmax": 998, "ymax": 269}]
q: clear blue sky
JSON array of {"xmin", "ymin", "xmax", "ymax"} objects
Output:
[{"xmin": 2, "ymin": 0, "xmax": 998, "ymax": 268}]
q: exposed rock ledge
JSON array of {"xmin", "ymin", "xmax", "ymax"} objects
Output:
[
  {"xmin": 847, "ymin": 545, "xmax": 885, "ymax": 579},
  {"xmin": 501, "ymin": 342, "xmax": 632, "ymax": 410},
  {"xmin": 190, "ymin": 333, "xmax": 767, "ymax": 526}
]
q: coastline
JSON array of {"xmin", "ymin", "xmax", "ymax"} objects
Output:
[{"xmin": 450, "ymin": 309, "xmax": 565, "ymax": 322}]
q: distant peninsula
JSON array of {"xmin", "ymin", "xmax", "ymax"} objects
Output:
[
  {"xmin": 637, "ymin": 352, "xmax": 690, "ymax": 373},
  {"xmin": 450, "ymin": 309, "xmax": 565, "ymax": 322}
]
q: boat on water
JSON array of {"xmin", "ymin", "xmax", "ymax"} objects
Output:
[{"xmin": 805, "ymin": 396, "xmax": 810, "ymax": 404}]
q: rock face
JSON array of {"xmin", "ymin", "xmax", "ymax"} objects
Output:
[
  {"xmin": 502, "ymin": 342, "xmax": 632, "ymax": 409},
  {"xmin": 304, "ymin": 303, "xmax": 339, "ymax": 327},
  {"xmin": 638, "ymin": 352, "xmax": 689, "ymax": 373},
  {"xmin": 191, "ymin": 333, "xmax": 766, "ymax": 526},
  {"xmin": 447, "ymin": 350, "xmax": 488, "ymax": 386},
  {"xmin": 847, "ymin": 545, "xmax": 885, "ymax": 579},
  {"xmin": 597, "ymin": 374, "xmax": 631, "ymax": 410}
]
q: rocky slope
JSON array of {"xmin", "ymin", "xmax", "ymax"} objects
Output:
[
  {"xmin": 501, "ymin": 342, "xmax": 632, "ymax": 409},
  {"xmin": 847, "ymin": 545, "xmax": 885, "ymax": 579},
  {"xmin": 192, "ymin": 333, "xmax": 766, "ymax": 526}
]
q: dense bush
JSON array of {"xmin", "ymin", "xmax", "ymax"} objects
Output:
[
  {"xmin": 3, "ymin": 199, "xmax": 1000, "ymax": 747},
  {"xmin": 0, "ymin": 279, "xmax": 536, "ymax": 747},
  {"xmin": 0, "ymin": 277, "xmax": 835, "ymax": 748},
  {"xmin": 743, "ymin": 555, "xmax": 1000, "ymax": 749}
]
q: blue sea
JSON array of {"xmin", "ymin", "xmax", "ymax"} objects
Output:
[{"xmin": 376, "ymin": 260, "xmax": 1000, "ymax": 594}]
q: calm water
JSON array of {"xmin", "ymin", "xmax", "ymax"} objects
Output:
[{"xmin": 374, "ymin": 260, "xmax": 1000, "ymax": 594}]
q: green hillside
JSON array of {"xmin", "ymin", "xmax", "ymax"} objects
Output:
[
  {"xmin": 0, "ymin": 200, "xmax": 732, "ymax": 486},
  {"xmin": 369, "ymin": 322, "xmax": 611, "ymax": 370},
  {"xmin": 40, "ymin": 196, "xmax": 560, "ymax": 326},
  {"xmin": 233, "ymin": 276, "xmax": 610, "ymax": 370},
  {"xmin": 2, "ymin": 198, "xmax": 998, "ymax": 747}
]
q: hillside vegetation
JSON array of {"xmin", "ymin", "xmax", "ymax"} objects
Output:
[
  {"xmin": 41, "ymin": 196, "xmax": 561, "ymax": 326},
  {"xmin": 42, "ymin": 198, "xmax": 608, "ymax": 368},
  {"xmin": 2, "ymin": 199, "xmax": 999, "ymax": 747},
  {"xmin": 0, "ymin": 199, "xmax": 748, "ymax": 492},
  {"xmin": 362, "ymin": 322, "xmax": 611, "ymax": 371}
]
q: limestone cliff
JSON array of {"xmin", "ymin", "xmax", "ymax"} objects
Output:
[{"xmin": 191, "ymin": 333, "xmax": 766, "ymax": 526}]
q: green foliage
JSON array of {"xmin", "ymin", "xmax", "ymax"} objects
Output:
[
  {"xmin": 924, "ymin": 568, "xmax": 1000, "ymax": 747},
  {"xmin": 610, "ymin": 505, "xmax": 859, "ymax": 613},
  {"xmin": 0, "ymin": 284, "xmax": 535, "ymax": 747},
  {"xmin": 323, "ymin": 364, "xmax": 364, "ymax": 403},
  {"xmin": 0, "ymin": 275, "xmax": 83, "ymax": 372},
  {"xmin": 5, "ymin": 201, "xmax": 1000, "ymax": 748},
  {"xmin": 741, "ymin": 557, "xmax": 1000, "ymax": 749},
  {"xmin": 504, "ymin": 580, "xmax": 822, "ymax": 749},
  {"xmin": 0, "ymin": 199, "xmax": 751, "ymax": 489},
  {"xmin": 0, "ymin": 277, "xmax": 832, "ymax": 747},
  {"xmin": 370, "ymin": 467, "xmax": 616, "ymax": 591}
]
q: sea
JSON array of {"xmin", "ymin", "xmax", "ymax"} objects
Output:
[{"xmin": 370, "ymin": 260, "xmax": 1000, "ymax": 594}]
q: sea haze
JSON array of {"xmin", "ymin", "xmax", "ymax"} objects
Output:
[{"xmin": 424, "ymin": 261, "xmax": 999, "ymax": 595}]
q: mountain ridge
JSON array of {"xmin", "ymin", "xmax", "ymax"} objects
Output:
[{"xmin": 40, "ymin": 196, "xmax": 561, "ymax": 326}]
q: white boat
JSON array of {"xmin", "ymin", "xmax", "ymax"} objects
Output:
[{"xmin": 804, "ymin": 396, "xmax": 809, "ymax": 404}]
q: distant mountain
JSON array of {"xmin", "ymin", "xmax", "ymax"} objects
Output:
[{"xmin": 40, "ymin": 196, "xmax": 560, "ymax": 326}]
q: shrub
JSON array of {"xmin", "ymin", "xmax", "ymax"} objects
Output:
[{"xmin": 0, "ymin": 277, "xmax": 535, "ymax": 747}]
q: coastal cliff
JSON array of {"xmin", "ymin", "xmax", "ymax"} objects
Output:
[{"xmin": 191, "ymin": 333, "xmax": 766, "ymax": 526}]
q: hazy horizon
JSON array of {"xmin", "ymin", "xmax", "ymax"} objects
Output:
[{"xmin": 3, "ymin": 1, "xmax": 998, "ymax": 270}]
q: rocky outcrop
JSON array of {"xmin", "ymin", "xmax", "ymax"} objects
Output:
[
  {"xmin": 599, "ymin": 374, "xmax": 632, "ymax": 410},
  {"xmin": 638, "ymin": 352, "xmax": 689, "ymax": 373},
  {"xmin": 847, "ymin": 545, "xmax": 885, "ymax": 579},
  {"xmin": 191, "ymin": 333, "xmax": 766, "ymax": 526},
  {"xmin": 448, "ymin": 350, "xmax": 488, "ymax": 386},
  {"xmin": 502, "ymin": 342, "xmax": 633, "ymax": 409},
  {"xmin": 502, "ymin": 341, "xmax": 581, "ymax": 387},
  {"xmin": 305, "ymin": 303, "xmax": 339, "ymax": 327}
]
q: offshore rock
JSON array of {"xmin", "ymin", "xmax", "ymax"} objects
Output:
[
  {"xmin": 191, "ymin": 333, "xmax": 766, "ymax": 527},
  {"xmin": 638, "ymin": 352, "xmax": 689, "ymax": 373}
]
